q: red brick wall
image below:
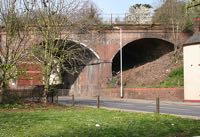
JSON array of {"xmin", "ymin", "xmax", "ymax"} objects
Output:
[
  {"xmin": 100, "ymin": 88, "xmax": 184, "ymax": 102},
  {"xmin": 17, "ymin": 63, "xmax": 43, "ymax": 87}
]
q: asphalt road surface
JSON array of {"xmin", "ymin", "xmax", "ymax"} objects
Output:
[{"xmin": 58, "ymin": 97, "xmax": 200, "ymax": 118}]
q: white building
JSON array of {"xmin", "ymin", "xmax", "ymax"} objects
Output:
[{"xmin": 184, "ymin": 32, "xmax": 200, "ymax": 102}]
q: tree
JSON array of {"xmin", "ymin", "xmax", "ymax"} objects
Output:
[
  {"xmin": 152, "ymin": 0, "xmax": 191, "ymax": 52},
  {"xmin": 186, "ymin": 0, "xmax": 200, "ymax": 31},
  {"xmin": 76, "ymin": 0, "xmax": 101, "ymax": 32},
  {"xmin": 153, "ymin": 0, "xmax": 189, "ymax": 28},
  {"xmin": 126, "ymin": 4, "xmax": 153, "ymax": 24},
  {"xmin": 187, "ymin": 0, "xmax": 200, "ymax": 8},
  {"xmin": 26, "ymin": 0, "xmax": 97, "ymax": 103},
  {"xmin": 0, "ymin": 0, "xmax": 31, "ymax": 102}
]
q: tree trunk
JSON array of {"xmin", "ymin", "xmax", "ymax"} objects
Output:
[
  {"xmin": 41, "ymin": 73, "xmax": 50, "ymax": 103},
  {"xmin": 1, "ymin": 88, "xmax": 9, "ymax": 104},
  {"xmin": 41, "ymin": 87, "xmax": 48, "ymax": 103},
  {"xmin": 1, "ymin": 71, "xmax": 9, "ymax": 103}
]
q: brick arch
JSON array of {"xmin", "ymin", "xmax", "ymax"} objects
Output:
[
  {"xmin": 110, "ymin": 37, "xmax": 175, "ymax": 75},
  {"xmin": 34, "ymin": 38, "xmax": 101, "ymax": 61},
  {"xmin": 124, "ymin": 37, "xmax": 175, "ymax": 48},
  {"xmin": 67, "ymin": 39, "xmax": 101, "ymax": 61},
  {"xmin": 111, "ymin": 37, "xmax": 175, "ymax": 61}
]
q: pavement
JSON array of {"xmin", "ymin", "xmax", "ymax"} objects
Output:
[{"xmin": 58, "ymin": 96, "xmax": 200, "ymax": 119}]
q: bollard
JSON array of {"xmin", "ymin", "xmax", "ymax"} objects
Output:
[
  {"xmin": 53, "ymin": 95, "xmax": 57, "ymax": 103},
  {"xmin": 51, "ymin": 93, "xmax": 54, "ymax": 103},
  {"xmin": 156, "ymin": 97, "xmax": 160, "ymax": 114},
  {"xmin": 72, "ymin": 95, "xmax": 75, "ymax": 106},
  {"xmin": 110, "ymin": 14, "xmax": 113, "ymax": 25},
  {"xmin": 97, "ymin": 95, "xmax": 100, "ymax": 108},
  {"xmin": 56, "ymin": 94, "xmax": 58, "ymax": 104}
]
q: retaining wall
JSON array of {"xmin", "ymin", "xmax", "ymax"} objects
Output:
[
  {"xmin": 0, "ymin": 88, "xmax": 184, "ymax": 102},
  {"xmin": 100, "ymin": 88, "xmax": 184, "ymax": 102}
]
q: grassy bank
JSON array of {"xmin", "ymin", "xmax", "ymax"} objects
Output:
[
  {"xmin": 159, "ymin": 66, "xmax": 183, "ymax": 88},
  {"xmin": 0, "ymin": 105, "xmax": 199, "ymax": 137}
]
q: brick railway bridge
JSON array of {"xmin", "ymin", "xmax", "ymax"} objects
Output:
[{"xmin": 14, "ymin": 24, "xmax": 190, "ymax": 97}]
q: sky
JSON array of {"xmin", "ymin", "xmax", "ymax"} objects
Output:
[{"xmin": 92, "ymin": 0, "xmax": 159, "ymax": 14}]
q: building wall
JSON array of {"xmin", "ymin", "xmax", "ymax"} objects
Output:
[
  {"xmin": 17, "ymin": 63, "xmax": 43, "ymax": 87},
  {"xmin": 184, "ymin": 44, "xmax": 200, "ymax": 102}
]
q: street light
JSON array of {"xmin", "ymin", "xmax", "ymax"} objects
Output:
[{"xmin": 114, "ymin": 26, "xmax": 123, "ymax": 98}]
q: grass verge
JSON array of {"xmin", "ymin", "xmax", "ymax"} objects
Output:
[{"xmin": 0, "ymin": 105, "xmax": 200, "ymax": 137}]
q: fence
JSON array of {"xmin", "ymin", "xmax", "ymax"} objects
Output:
[
  {"xmin": 6, "ymin": 86, "xmax": 43, "ymax": 102},
  {"xmin": 98, "ymin": 13, "xmax": 153, "ymax": 25},
  {"xmin": 0, "ymin": 87, "xmax": 70, "ymax": 103}
]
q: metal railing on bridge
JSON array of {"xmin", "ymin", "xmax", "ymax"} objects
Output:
[{"xmin": 98, "ymin": 13, "xmax": 153, "ymax": 25}]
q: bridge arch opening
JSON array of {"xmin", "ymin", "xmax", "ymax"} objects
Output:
[
  {"xmin": 28, "ymin": 39, "xmax": 100, "ymax": 91},
  {"xmin": 112, "ymin": 38, "xmax": 174, "ymax": 76},
  {"xmin": 57, "ymin": 40, "xmax": 100, "ymax": 90}
]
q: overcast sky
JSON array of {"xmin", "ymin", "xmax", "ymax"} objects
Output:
[{"xmin": 92, "ymin": 0, "xmax": 159, "ymax": 14}]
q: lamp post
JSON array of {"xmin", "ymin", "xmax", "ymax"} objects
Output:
[{"xmin": 114, "ymin": 27, "xmax": 123, "ymax": 98}]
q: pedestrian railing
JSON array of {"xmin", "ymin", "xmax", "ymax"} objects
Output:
[{"xmin": 98, "ymin": 13, "xmax": 153, "ymax": 25}]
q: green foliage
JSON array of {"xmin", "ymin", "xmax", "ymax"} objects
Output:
[
  {"xmin": 0, "ymin": 107, "xmax": 200, "ymax": 137},
  {"xmin": 153, "ymin": 0, "xmax": 195, "ymax": 33},
  {"xmin": 186, "ymin": 0, "xmax": 200, "ymax": 32},
  {"xmin": 132, "ymin": 4, "xmax": 152, "ymax": 9},
  {"xmin": 0, "ymin": 103, "xmax": 25, "ymax": 109},
  {"xmin": 1, "ymin": 91, "xmax": 21, "ymax": 104},
  {"xmin": 187, "ymin": 0, "xmax": 200, "ymax": 9},
  {"xmin": 182, "ymin": 17, "xmax": 194, "ymax": 33},
  {"xmin": 159, "ymin": 67, "xmax": 183, "ymax": 88},
  {"xmin": 107, "ymin": 76, "xmax": 119, "ymax": 88}
]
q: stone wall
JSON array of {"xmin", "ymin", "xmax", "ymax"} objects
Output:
[{"xmin": 100, "ymin": 88, "xmax": 184, "ymax": 102}]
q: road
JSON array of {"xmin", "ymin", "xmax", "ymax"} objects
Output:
[{"xmin": 58, "ymin": 97, "xmax": 200, "ymax": 118}]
